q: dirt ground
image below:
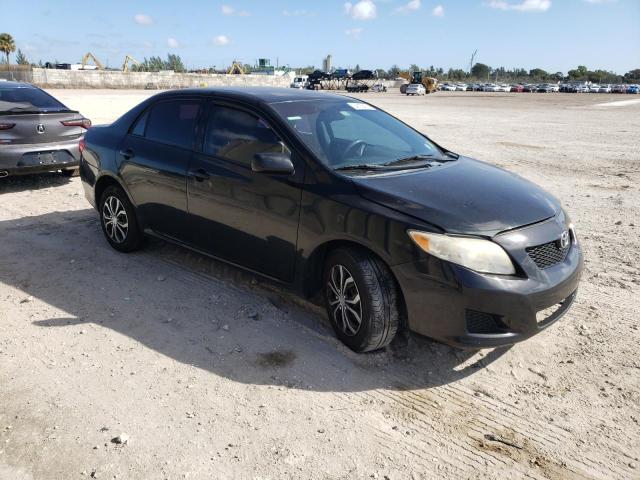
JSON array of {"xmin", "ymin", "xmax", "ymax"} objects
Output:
[{"xmin": 1, "ymin": 90, "xmax": 639, "ymax": 480}]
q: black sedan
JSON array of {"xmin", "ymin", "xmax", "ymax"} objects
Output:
[
  {"xmin": 0, "ymin": 81, "xmax": 90, "ymax": 178},
  {"xmin": 80, "ymin": 87, "xmax": 582, "ymax": 352}
]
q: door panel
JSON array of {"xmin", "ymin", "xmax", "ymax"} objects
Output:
[
  {"xmin": 119, "ymin": 135, "xmax": 192, "ymax": 238},
  {"xmin": 186, "ymin": 104, "xmax": 303, "ymax": 282},
  {"xmin": 118, "ymin": 98, "xmax": 203, "ymax": 239}
]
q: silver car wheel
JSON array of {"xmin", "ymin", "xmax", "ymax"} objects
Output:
[
  {"xmin": 327, "ymin": 264, "xmax": 363, "ymax": 336},
  {"xmin": 102, "ymin": 195, "xmax": 129, "ymax": 244}
]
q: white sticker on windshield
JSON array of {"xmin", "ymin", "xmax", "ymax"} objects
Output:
[
  {"xmin": 348, "ymin": 102, "xmax": 375, "ymax": 111},
  {"xmin": 287, "ymin": 116, "xmax": 302, "ymax": 121}
]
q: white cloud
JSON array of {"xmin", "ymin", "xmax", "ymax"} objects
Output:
[
  {"xmin": 486, "ymin": 0, "xmax": 551, "ymax": 11},
  {"xmin": 213, "ymin": 35, "xmax": 230, "ymax": 46},
  {"xmin": 167, "ymin": 37, "xmax": 180, "ymax": 48},
  {"xmin": 283, "ymin": 9, "xmax": 317, "ymax": 17},
  {"xmin": 432, "ymin": 4, "xmax": 444, "ymax": 16},
  {"xmin": 221, "ymin": 5, "xmax": 250, "ymax": 16},
  {"xmin": 343, "ymin": 0, "xmax": 377, "ymax": 20},
  {"xmin": 345, "ymin": 27, "xmax": 364, "ymax": 39},
  {"xmin": 583, "ymin": 0, "xmax": 616, "ymax": 3},
  {"xmin": 395, "ymin": 0, "xmax": 421, "ymax": 14},
  {"xmin": 133, "ymin": 14, "xmax": 153, "ymax": 25}
]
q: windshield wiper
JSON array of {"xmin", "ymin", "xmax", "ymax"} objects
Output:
[
  {"xmin": 334, "ymin": 164, "xmax": 388, "ymax": 172},
  {"xmin": 383, "ymin": 154, "xmax": 441, "ymax": 167}
]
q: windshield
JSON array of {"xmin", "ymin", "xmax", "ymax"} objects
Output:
[
  {"xmin": 269, "ymin": 99, "xmax": 445, "ymax": 170},
  {"xmin": 0, "ymin": 87, "xmax": 69, "ymax": 114}
]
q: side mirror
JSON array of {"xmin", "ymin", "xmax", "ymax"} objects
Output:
[{"xmin": 252, "ymin": 152, "xmax": 295, "ymax": 175}]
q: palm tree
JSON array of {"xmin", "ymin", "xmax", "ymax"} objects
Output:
[{"xmin": 0, "ymin": 33, "xmax": 16, "ymax": 71}]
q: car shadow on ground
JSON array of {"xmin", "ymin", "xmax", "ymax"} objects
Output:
[
  {"xmin": 0, "ymin": 172, "xmax": 74, "ymax": 194},
  {"xmin": 1, "ymin": 208, "xmax": 511, "ymax": 393}
]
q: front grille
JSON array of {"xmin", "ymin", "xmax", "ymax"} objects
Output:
[
  {"xmin": 526, "ymin": 240, "xmax": 570, "ymax": 269},
  {"xmin": 465, "ymin": 310, "xmax": 509, "ymax": 334}
]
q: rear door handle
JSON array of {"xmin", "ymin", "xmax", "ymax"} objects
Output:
[
  {"xmin": 189, "ymin": 168, "xmax": 210, "ymax": 181},
  {"xmin": 119, "ymin": 149, "xmax": 135, "ymax": 159}
]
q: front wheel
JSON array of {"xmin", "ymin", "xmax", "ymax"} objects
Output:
[
  {"xmin": 99, "ymin": 185, "xmax": 144, "ymax": 252},
  {"xmin": 323, "ymin": 248, "xmax": 401, "ymax": 352}
]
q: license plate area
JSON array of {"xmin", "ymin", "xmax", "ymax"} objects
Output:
[{"xmin": 18, "ymin": 150, "xmax": 73, "ymax": 167}]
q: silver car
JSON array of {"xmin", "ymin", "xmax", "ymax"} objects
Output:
[{"xmin": 0, "ymin": 81, "xmax": 90, "ymax": 178}]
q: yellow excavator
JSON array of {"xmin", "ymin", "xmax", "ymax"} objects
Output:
[
  {"xmin": 80, "ymin": 52, "xmax": 104, "ymax": 70},
  {"xmin": 122, "ymin": 55, "xmax": 140, "ymax": 72},
  {"xmin": 227, "ymin": 61, "xmax": 245, "ymax": 75},
  {"xmin": 399, "ymin": 71, "xmax": 438, "ymax": 94}
]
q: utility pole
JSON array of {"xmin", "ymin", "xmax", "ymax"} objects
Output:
[{"xmin": 469, "ymin": 49, "xmax": 477, "ymax": 74}]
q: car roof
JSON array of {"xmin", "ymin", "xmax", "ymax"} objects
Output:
[
  {"xmin": 154, "ymin": 86, "xmax": 351, "ymax": 105},
  {"xmin": 0, "ymin": 81, "xmax": 36, "ymax": 90}
]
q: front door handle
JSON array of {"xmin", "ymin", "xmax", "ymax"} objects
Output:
[
  {"xmin": 119, "ymin": 149, "xmax": 135, "ymax": 159},
  {"xmin": 189, "ymin": 168, "xmax": 211, "ymax": 181}
]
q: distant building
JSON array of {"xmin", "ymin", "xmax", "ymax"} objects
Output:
[{"xmin": 322, "ymin": 55, "xmax": 332, "ymax": 73}]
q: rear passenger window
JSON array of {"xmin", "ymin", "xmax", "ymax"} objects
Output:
[
  {"xmin": 204, "ymin": 106, "xmax": 289, "ymax": 166},
  {"xmin": 144, "ymin": 100, "xmax": 202, "ymax": 149}
]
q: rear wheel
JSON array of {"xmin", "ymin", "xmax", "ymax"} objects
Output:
[
  {"xmin": 99, "ymin": 185, "xmax": 143, "ymax": 252},
  {"xmin": 323, "ymin": 248, "xmax": 400, "ymax": 352}
]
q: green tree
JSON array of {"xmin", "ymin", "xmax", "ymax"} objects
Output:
[
  {"xmin": 623, "ymin": 69, "xmax": 640, "ymax": 83},
  {"xmin": 409, "ymin": 64, "xmax": 421, "ymax": 73},
  {"xmin": 0, "ymin": 33, "xmax": 16, "ymax": 70},
  {"xmin": 529, "ymin": 68, "xmax": 548, "ymax": 81},
  {"xmin": 15, "ymin": 48, "xmax": 28, "ymax": 65},
  {"xmin": 166, "ymin": 53, "xmax": 185, "ymax": 73},
  {"xmin": 471, "ymin": 62, "xmax": 490, "ymax": 80},
  {"xmin": 387, "ymin": 65, "xmax": 401, "ymax": 77}
]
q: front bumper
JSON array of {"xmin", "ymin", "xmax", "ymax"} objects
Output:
[
  {"xmin": 392, "ymin": 217, "xmax": 584, "ymax": 349},
  {"xmin": 0, "ymin": 139, "xmax": 80, "ymax": 176}
]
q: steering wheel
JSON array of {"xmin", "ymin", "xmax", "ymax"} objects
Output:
[{"xmin": 343, "ymin": 140, "xmax": 367, "ymax": 159}]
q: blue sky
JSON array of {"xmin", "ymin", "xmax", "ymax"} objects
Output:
[{"xmin": 3, "ymin": 0, "xmax": 639, "ymax": 73}]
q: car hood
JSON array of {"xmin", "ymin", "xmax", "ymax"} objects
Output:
[{"xmin": 351, "ymin": 157, "xmax": 560, "ymax": 236}]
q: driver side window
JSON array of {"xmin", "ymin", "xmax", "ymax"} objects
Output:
[{"xmin": 204, "ymin": 106, "xmax": 290, "ymax": 166}]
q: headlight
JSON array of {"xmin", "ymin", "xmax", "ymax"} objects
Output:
[{"xmin": 408, "ymin": 230, "xmax": 516, "ymax": 275}]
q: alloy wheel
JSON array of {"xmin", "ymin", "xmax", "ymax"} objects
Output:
[
  {"xmin": 102, "ymin": 195, "xmax": 129, "ymax": 244},
  {"xmin": 327, "ymin": 264, "xmax": 363, "ymax": 336}
]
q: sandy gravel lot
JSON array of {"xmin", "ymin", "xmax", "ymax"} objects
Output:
[{"xmin": 1, "ymin": 90, "xmax": 639, "ymax": 480}]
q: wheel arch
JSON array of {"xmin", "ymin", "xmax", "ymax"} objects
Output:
[
  {"xmin": 302, "ymin": 239, "xmax": 407, "ymax": 318},
  {"xmin": 94, "ymin": 174, "xmax": 133, "ymax": 208}
]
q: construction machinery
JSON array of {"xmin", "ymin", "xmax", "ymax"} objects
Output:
[
  {"xmin": 399, "ymin": 71, "xmax": 438, "ymax": 94},
  {"xmin": 227, "ymin": 61, "xmax": 245, "ymax": 75},
  {"xmin": 122, "ymin": 55, "xmax": 140, "ymax": 72},
  {"xmin": 80, "ymin": 52, "xmax": 104, "ymax": 70}
]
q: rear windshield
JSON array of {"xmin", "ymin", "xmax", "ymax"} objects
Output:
[{"xmin": 0, "ymin": 87, "xmax": 69, "ymax": 114}]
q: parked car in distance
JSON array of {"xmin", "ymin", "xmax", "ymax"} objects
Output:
[
  {"xmin": 290, "ymin": 76, "xmax": 309, "ymax": 89},
  {"xmin": 537, "ymin": 84, "xmax": 555, "ymax": 93},
  {"xmin": 510, "ymin": 84, "xmax": 524, "ymax": 93},
  {"xmin": 455, "ymin": 84, "xmax": 468, "ymax": 91},
  {"xmin": 598, "ymin": 85, "xmax": 612, "ymax": 93},
  {"xmin": 0, "ymin": 81, "xmax": 90, "ymax": 178},
  {"xmin": 611, "ymin": 84, "xmax": 627, "ymax": 93},
  {"xmin": 523, "ymin": 84, "xmax": 537, "ymax": 92},
  {"xmin": 483, "ymin": 84, "xmax": 499, "ymax": 92},
  {"xmin": 589, "ymin": 85, "xmax": 601, "ymax": 93},
  {"xmin": 627, "ymin": 85, "xmax": 640, "ymax": 94},
  {"xmin": 406, "ymin": 83, "xmax": 426, "ymax": 95},
  {"xmin": 441, "ymin": 83, "xmax": 457, "ymax": 91},
  {"xmin": 80, "ymin": 87, "xmax": 583, "ymax": 353}
]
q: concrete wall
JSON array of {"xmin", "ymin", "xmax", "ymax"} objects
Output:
[{"xmin": 31, "ymin": 68, "xmax": 291, "ymax": 89}]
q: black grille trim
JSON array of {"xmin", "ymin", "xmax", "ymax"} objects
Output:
[
  {"xmin": 465, "ymin": 310, "xmax": 509, "ymax": 334},
  {"xmin": 526, "ymin": 240, "xmax": 570, "ymax": 269}
]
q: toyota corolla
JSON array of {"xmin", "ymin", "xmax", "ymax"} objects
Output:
[{"xmin": 80, "ymin": 87, "xmax": 582, "ymax": 352}]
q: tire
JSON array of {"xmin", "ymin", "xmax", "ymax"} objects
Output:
[
  {"xmin": 323, "ymin": 248, "xmax": 401, "ymax": 352},
  {"xmin": 99, "ymin": 184, "xmax": 144, "ymax": 252},
  {"xmin": 61, "ymin": 167, "xmax": 80, "ymax": 177}
]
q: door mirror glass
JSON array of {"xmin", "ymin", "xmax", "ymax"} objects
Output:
[{"xmin": 252, "ymin": 152, "xmax": 295, "ymax": 175}]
